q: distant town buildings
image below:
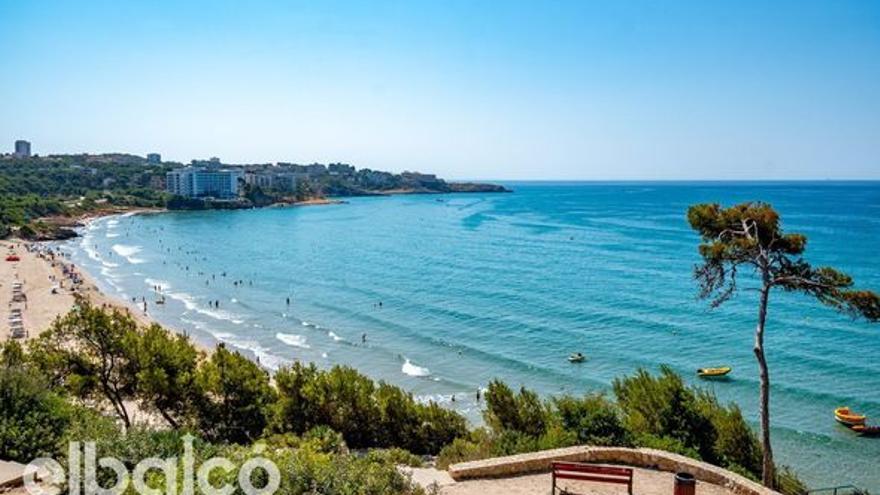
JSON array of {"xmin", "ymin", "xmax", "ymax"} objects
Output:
[
  {"xmin": 14, "ymin": 140, "xmax": 31, "ymax": 158},
  {"xmin": 328, "ymin": 163, "xmax": 355, "ymax": 176},
  {"xmin": 243, "ymin": 170, "xmax": 301, "ymax": 192},
  {"xmin": 166, "ymin": 166, "xmax": 243, "ymax": 199},
  {"xmin": 191, "ymin": 157, "xmax": 222, "ymax": 169},
  {"xmin": 146, "ymin": 153, "xmax": 161, "ymax": 164}
]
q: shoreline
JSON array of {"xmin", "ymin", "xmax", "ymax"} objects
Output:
[{"xmin": 0, "ymin": 235, "xmax": 212, "ymax": 355}]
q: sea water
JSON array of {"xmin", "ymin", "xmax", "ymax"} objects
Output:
[{"xmin": 61, "ymin": 182, "xmax": 880, "ymax": 489}]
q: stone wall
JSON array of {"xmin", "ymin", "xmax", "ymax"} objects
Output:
[{"xmin": 447, "ymin": 446, "xmax": 781, "ymax": 495}]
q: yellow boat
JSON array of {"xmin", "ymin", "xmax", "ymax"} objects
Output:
[
  {"xmin": 697, "ymin": 366, "xmax": 732, "ymax": 378},
  {"xmin": 834, "ymin": 407, "xmax": 866, "ymax": 426}
]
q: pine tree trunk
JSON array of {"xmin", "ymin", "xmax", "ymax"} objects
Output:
[
  {"xmin": 754, "ymin": 283, "xmax": 775, "ymax": 488},
  {"xmin": 160, "ymin": 408, "xmax": 179, "ymax": 429}
]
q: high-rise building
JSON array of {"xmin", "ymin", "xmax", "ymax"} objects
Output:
[
  {"xmin": 166, "ymin": 167, "xmax": 242, "ymax": 199},
  {"xmin": 14, "ymin": 140, "xmax": 31, "ymax": 158},
  {"xmin": 147, "ymin": 153, "xmax": 161, "ymax": 164}
]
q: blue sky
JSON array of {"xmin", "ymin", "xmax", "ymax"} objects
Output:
[{"xmin": 1, "ymin": 1, "xmax": 878, "ymax": 179}]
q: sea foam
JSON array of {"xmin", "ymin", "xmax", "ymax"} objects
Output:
[
  {"xmin": 112, "ymin": 244, "xmax": 145, "ymax": 264},
  {"xmin": 402, "ymin": 358, "xmax": 431, "ymax": 377},
  {"xmin": 276, "ymin": 332, "xmax": 310, "ymax": 349}
]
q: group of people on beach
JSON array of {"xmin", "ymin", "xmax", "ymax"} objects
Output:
[{"xmin": 30, "ymin": 244, "xmax": 84, "ymax": 291}]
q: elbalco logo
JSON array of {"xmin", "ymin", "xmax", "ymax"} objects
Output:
[{"xmin": 23, "ymin": 435, "xmax": 280, "ymax": 495}]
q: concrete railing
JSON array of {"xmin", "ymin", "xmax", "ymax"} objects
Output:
[{"xmin": 447, "ymin": 446, "xmax": 781, "ymax": 495}]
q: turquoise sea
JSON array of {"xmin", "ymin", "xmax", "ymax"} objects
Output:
[{"xmin": 60, "ymin": 182, "xmax": 880, "ymax": 489}]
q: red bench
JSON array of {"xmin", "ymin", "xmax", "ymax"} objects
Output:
[{"xmin": 551, "ymin": 461, "xmax": 633, "ymax": 494}]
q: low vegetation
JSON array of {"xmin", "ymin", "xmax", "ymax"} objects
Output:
[
  {"xmin": 436, "ymin": 368, "xmax": 806, "ymax": 493},
  {"xmin": 0, "ymin": 302, "xmax": 808, "ymax": 494}
]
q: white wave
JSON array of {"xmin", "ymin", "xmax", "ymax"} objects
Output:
[
  {"xmin": 321, "ymin": 352, "xmax": 328, "ymax": 359},
  {"xmin": 102, "ymin": 260, "xmax": 120, "ymax": 268},
  {"xmin": 402, "ymin": 358, "xmax": 431, "ymax": 377},
  {"xmin": 103, "ymin": 276, "xmax": 124, "ymax": 294},
  {"xmin": 231, "ymin": 298, "xmax": 238, "ymax": 303},
  {"xmin": 164, "ymin": 291, "xmax": 243, "ymax": 324},
  {"xmin": 328, "ymin": 331, "xmax": 344, "ymax": 342},
  {"xmin": 81, "ymin": 238, "xmax": 102, "ymax": 263},
  {"xmin": 210, "ymin": 331, "xmax": 288, "ymax": 371},
  {"xmin": 112, "ymin": 244, "xmax": 145, "ymax": 264},
  {"xmin": 276, "ymin": 333, "xmax": 310, "ymax": 349},
  {"xmin": 106, "ymin": 232, "xmax": 120, "ymax": 238},
  {"xmin": 180, "ymin": 317, "xmax": 208, "ymax": 331},
  {"xmin": 100, "ymin": 266, "xmax": 118, "ymax": 279}
]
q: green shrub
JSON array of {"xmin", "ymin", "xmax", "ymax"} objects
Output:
[
  {"xmin": 365, "ymin": 448, "xmax": 424, "ymax": 468},
  {"xmin": 436, "ymin": 429, "xmax": 495, "ymax": 469},
  {"xmin": 195, "ymin": 344, "xmax": 276, "ymax": 443},
  {"xmin": 271, "ymin": 363, "xmax": 466, "ymax": 454},
  {"xmin": 0, "ymin": 366, "xmax": 71, "ymax": 462},
  {"xmin": 775, "ymin": 466, "xmax": 809, "ymax": 495},
  {"xmin": 302, "ymin": 426, "xmax": 349, "ymax": 455},
  {"xmin": 633, "ymin": 433, "xmax": 701, "ymax": 459},
  {"xmin": 613, "ymin": 366, "xmax": 718, "ymax": 463},
  {"xmin": 553, "ymin": 394, "xmax": 631, "ymax": 446},
  {"xmin": 698, "ymin": 392, "xmax": 761, "ymax": 476},
  {"xmin": 483, "ymin": 380, "xmax": 548, "ymax": 437}
]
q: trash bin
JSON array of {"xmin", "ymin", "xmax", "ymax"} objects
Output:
[{"xmin": 674, "ymin": 472, "xmax": 696, "ymax": 495}]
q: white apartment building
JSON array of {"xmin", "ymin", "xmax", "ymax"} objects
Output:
[{"xmin": 166, "ymin": 167, "xmax": 243, "ymax": 199}]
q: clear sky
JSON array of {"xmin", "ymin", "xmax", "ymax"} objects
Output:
[{"xmin": 1, "ymin": 1, "xmax": 878, "ymax": 180}]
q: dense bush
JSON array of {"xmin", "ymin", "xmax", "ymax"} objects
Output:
[
  {"xmin": 270, "ymin": 362, "xmax": 467, "ymax": 454},
  {"xmin": 28, "ymin": 303, "xmax": 465, "ymax": 454},
  {"xmin": 613, "ymin": 366, "xmax": 719, "ymax": 462},
  {"xmin": 553, "ymin": 394, "xmax": 630, "ymax": 446},
  {"xmin": 0, "ymin": 365, "xmax": 71, "ymax": 462},
  {"xmin": 483, "ymin": 380, "xmax": 548, "ymax": 437},
  {"xmin": 195, "ymin": 344, "xmax": 276, "ymax": 443}
]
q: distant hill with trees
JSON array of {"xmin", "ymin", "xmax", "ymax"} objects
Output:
[{"xmin": 0, "ymin": 153, "xmax": 509, "ymax": 239}]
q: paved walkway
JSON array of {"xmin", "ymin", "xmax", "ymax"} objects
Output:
[
  {"xmin": 0, "ymin": 460, "xmax": 26, "ymax": 490},
  {"xmin": 406, "ymin": 466, "xmax": 735, "ymax": 495}
]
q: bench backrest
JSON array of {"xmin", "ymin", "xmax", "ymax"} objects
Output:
[{"xmin": 552, "ymin": 461, "xmax": 633, "ymax": 486}]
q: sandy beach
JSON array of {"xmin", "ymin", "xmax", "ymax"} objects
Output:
[
  {"xmin": 1, "ymin": 236, "xmax": 186, "ymax": 344},
  {"xmin": 1, "ymin": 240, "xmax": 77, "ymax": 341}
]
